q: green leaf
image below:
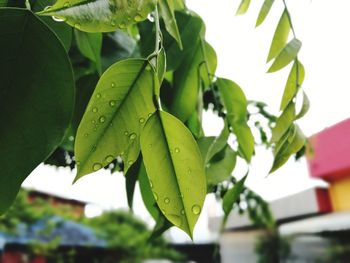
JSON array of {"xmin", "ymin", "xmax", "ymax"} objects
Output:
[
  {"xmin": 206, "ymin": 121, "xmax": 230, "ymax": 163},
  {"xmin": 280, "ymin": 61, "xmax": 305, "ymax": 111},
  {"xmin": 0, "ymin": 0, "xmax": 8, "ymax": 7},
  {"xmin": 140, "ymin": 111, "xmax": 207, "ymax": 238},
  {"xmin": 270, "ymin": 125, "xmax": 306, "ymax": 173},
  {"xmin": 207, "ymin": 145, "xmax": 237, "ymax": 187},
  {"xmin": 31, "ymin": 0, "xmax": 72, "ymax": 51},
  {"xmin": 216, "ymin": 78, "xmax": 255, "ymax": 162},
  {"xmin": 186, "ymin": 112, "xmax": 204, "ymax": 139},
  {"xmin": 271, "ymin": 102, "xmax": 295, "ymax": 144},
  {"xmin": 74, "ymin": 30, "xmax": 102, "ymax": 74},
  {"xmin": 125, "ymin": 155, "xmax": 142, "ymax": 210},
  {"xmin": 156, "ymin": 48, "xmax": 166, "ymax": 87},
  {"xmin": 267, "ymin": 10, "xmax": 290, "ymax": 62},
  {"xmin": 171, "ymin": 41, "xmax": 217, "ymax": 122},
  {"xmin": 159, "ymin": 0, "xmax": 183, "ymax": 49},
  {"xmin": 256, "ymin": 0, "xmax": 275, "ymax": 27},
  {"xmin": 0, "ymin": 8, "xmax": 74, "ymax": 213},
  {"xmin": 74, "ymin": 59, "xmax": 156, "ymax": 181},
  {"xmin": 295, "ymin": 91, "xmax": 310, "ymax": 120},
  {"xmin": 268, "ymin": 38, "xmax": 302, "ymax": 73},
  {"xmin": 222, "ymin": 174, "xmax": 247, "ymax": 223},
  {"xmin": 139, "ymin": 162, "xmax": 160, "ymax": 220},
  {"xmin": 236, "ymin": 0, "xmax": 250, "ymax": 15},
  {"xmin": 37, "ymin": 0, "xmax": 157, "ymax": 32}
]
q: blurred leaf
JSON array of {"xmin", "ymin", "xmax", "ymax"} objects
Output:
[
  {"xmin": 0, "ymin": 0, "xmax": 7, "ymax": 7},
  {"xmin": 267, "ymin": 10, "xmax": 290, "ymax": 62},
  {"xmin": 256, "ymin": 0, "xmax": 275, "ymax": 27},
  {"xmin": 75, "ymin": 30, "xmax": 102, "ymax": 74},
  {"xmin": 280, "ymin": 61, "xmax": 305, "ymax": 111},
  {"xmin": 37, "ymin": 0, "xmax": 157, "ymax": 32},
  {"xmin": 206, "ymin": 121, "xmax": 230, "ymax": 163},
  {"xmin": 0, "ymin": 8, "xmax": 74, "ymax": 213},
  {"xmin": 271, "ymin": 102, "xmax": 295, "ymax": 144},
  {"xmin": 216, "ymin": 78, "xmax": 254, "ymax": 162},
  {"xmin": 223, "ymin": 174, "xmax": 247, "ymax": 223},
  {"xmin": 236, "ymin": 0, "xmax": 250, "ymax": 15},
  {"xmin": 207, "ymin": 145, "xmax": 237, "ymax": 187},
  {"xmin": 268, "ymin": 38, "xmax": 301, "ymax": 73},
  {"xmin": 74, "ymin": 59, "xmax": 156, "ymax": 181},
  {"xmin": 270, "ymin": 125, "xmax": 306, "ymax": 173},
  {"xmin": 140, "ymin": 111, "xmax": 206, "ymax": 238},
  {"xmin": 159, "ymin": 0, "xmax": 183, "ymax": 49},
  {"xmin": 295, "ymin": 91, "xmax": 310, "ymax": 120},
  {"xmin": 187, "ymin": 112, "xmax": 204, "ymax": 139}
]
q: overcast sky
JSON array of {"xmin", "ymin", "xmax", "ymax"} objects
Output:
[{"xmin": 23, "ymin": 0, "xmax": 350, "ymax": 243}]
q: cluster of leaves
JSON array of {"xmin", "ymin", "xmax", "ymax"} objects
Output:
[
  {"xmin": 0, "ymin": 190, "xmax": 183, "ymax": 262},
  {"xmin": 0, "ymin": 0, "xmax": 308, "ymax": 239}
]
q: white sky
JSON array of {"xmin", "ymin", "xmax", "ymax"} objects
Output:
[{"xmin": 23, "ymin": 0, "xmax": 350, "ymax": 243}]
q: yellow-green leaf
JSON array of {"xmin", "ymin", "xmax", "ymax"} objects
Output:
[
  {"xmin": 140, "ymin": 111, "xmax": 206, "ymax": 238},
  {"xmin": 216, "ymin": 78, "xmax": 254, "ymax": 162},
  {"xmin": 295, "ymin": 91, "xmax": 310, "ymax": 120},
  {"xmin": 74, "ymin": 59, "xmax": 156, "ymax": 181},
  {"xmin": 280, "ymin": 61, "xmax": 305, "ymax": 111},
  {"xmin": 267, "ymin": 10, "xmax": 290, "ymax": 62},
  {"xmin": 256, "ymin": 0, "xmax": 275, "ymax": 27},
  {"xmin": 271, "ymin": 101, "xmax": 295, "ymax": 144},
  {"xmin": 38, "ymin": 0, "xmax": 157, "ymax": 32},
  {"xmin": 236, "ymin": 0, "xmax": 250, "ymax": 15},
  {"xmin": 268, "ymin": 38, "xmax": 301, "ymax": 73}
]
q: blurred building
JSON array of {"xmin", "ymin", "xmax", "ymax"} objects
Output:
[{"xmin": 210, "ymin": 118, "xmax": 350, "ymax": 263}]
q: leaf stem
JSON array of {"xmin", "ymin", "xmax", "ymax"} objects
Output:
[
  {"xmin": 25, "ymin": 0, "xmax": 31, "ymax": 10},
  {"xmin": 154, "ymin": 6, "xmax": 161, "ymax": 55}
]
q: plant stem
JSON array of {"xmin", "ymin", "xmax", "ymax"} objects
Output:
[
  {"xmin": 25, "ymin": 0, "xmax": 31, "ymax": 10},
  {"xmin": 154, "ymin": 6, "xmax": 161, "ymax": 54}
]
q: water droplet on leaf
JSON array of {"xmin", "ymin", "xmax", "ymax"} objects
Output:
[
  {"xmin": 93, "ymin": 163, "xmax": 102, "ymax": 171},
  {"xmin": 96, "ymin": 93, "xmax": 101, "ymax": 99},
  {"xmin": 191, "ymin": 205, "xmax": 201, "ymax": 215},
  {"xmin": 134, "ymin": 14, "xmax": 143, "ymax": 21},
  {"xmin": 109, "ymin": 100, "xmax": 116, "ymax": 107},
  {"xmin": 175, "ymin": 148, "xmax": 180, "ymax": 153},
  {"xmin": 139, "ymin": 118, "xmax": 145, "ymax": 124},
  {"xmin": 105, "ymin": 155, "xmax": 114, "ymax": 163},
  {"xmin": 129, "ymin": 133, "xmax": 136, "ymax": 140},
  {"xmin": 92, "ymin": 107, "xmax": 98, "ymax": 113},
  {"xmin": 164, "ymin": 198, "xmax": 170, "ymax": 204},
  {"xmin": 99, "ymin": 116, "xmax": 106, "ymax": 123},
  {"xmin": 168, "ymin": 214, "xmax": 182, "ymax": 227}
]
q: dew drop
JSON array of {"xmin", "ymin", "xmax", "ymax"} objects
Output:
[
  {"xmin": 148, "ymin": 113, "xmax": 153, "ymax": 118},
  {"xmin": 161, "ymin": 209, "xmax": 166, "ymax": 215},
  {"xmin": 149, "ymin": 180, "xmax": 153, "ymax": 188},
  {"xmin": 111, "ymin": 82, "xmax": 116, "ymax": 87},
  {"xmin": 96, "ymin": 93, "xmax": 101, "ymax": 99},
  {"xmin": 119, "ymin": 22, "xmax": 126, "ymax": 28},
  {"xmin": 93, "ymin": 127, "xmax": 97, "ymax": 131},
  {"xmin": 111, "ymin": 20, "xmax": 116, "ymax": 26},
  {"xmin": 68, "ymin": 136, "xmax": 74, "ymax": 141},
  {"xmin": 93, "ymin": 163, "xmax": 102, "ymax": 171},
  {"xmin": 84, "ymin": 133, "xmax": 89, "ymax": 137},
  {"xmin": 139, "ymin": 118, "xmax": 145, "ymax": 124},
  {"xmin": 91, "ymin": 120, "xmax": 96, "ymax": 124},
  {"xmin": 52, "ymin": 16, "xmax": 65, "ymax": 22},
  {"xmin": 74, "ymin": 23, "xmax": 81, "ymax": 29},
  {"xmin": 187, "ymin": 168, "xmax": 192, "ymax": 174},
  {"xmin": 181, "ymin": 209, "xmax": 185, "ymax": 215},
  {"xmin": 128, "ymin": 160, "xmax": 133, "ymax": 165},
  {"xmin": 180, "ymin": 193, "xmax": 184, "ymax": 199},
  {"xmin": 109, "ymin": 100, "xmax": 116, "ymax": 107},
  {"xmin": 153, "ymin": 192, "xmax": 158, "ymax": 201},
  {"xmin": 105, "ymin": 155, "xmax": 114, "ymax": 163},
  {"xmin": 63, "ymin": 2, "xmax": 69, "ymax": 7},
  {"xmin": 191, "ymin": 205, "xmax": 201, "ymax": 215},
  {"xmin": 124, "ymin": 131, "xmax": 129, "ymax": 136},
  {"xmin": 164, "ymin": 198, "xmax": 170, "ymax": 204},
  {"xmin": 44, "ymin": 6, "xmax": 52, "ymax": 10},
  {"xmin": 134, "ymin": 14, "xmax": 143, "ymax": 22},
  {"xmin": 99, "ymin": 116, "xmax": 106, "ymax": 123},
  {"xmin": 175, "ymin": 147, "xmax": 180, "ymax": 153},
  {"xmin": 92, "ymin": 107, "xmax": 98, "ymax": 113},
  {"xmin": 129, "ymin": 133, "xmax": 137, "ymax": 140}
]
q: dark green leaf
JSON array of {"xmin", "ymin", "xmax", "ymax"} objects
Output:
[
  {"xmin": 75, "ymin": 30, "xmax": 102, "ymax": 74},
  {"xmin": 171, "ymin": 41, "xmax": 217, "ymax": 122},
  {"xmin": 222, "ymin": 174, "xmax": 247, "ymax": 223},
  {"xmin": 74, "ymin": 59, "xmax": 156, "ymax": 181},
  {"xmin": 280, "ymin": 61, "xmax": 305, "ymax": 111},
  {"xmin": 256, "ymin": 0, "xmax": 275, "ymax": 27},
  {"xmin": 267, "ymin": 10, "xmax": 290, "ymax": 62},
  {"xmin": 159, "ymin": 0, "xmax": 183, "ymax": 49},
  {"xmin": 0, "ymin": 8, "xmax": 74, "ymax": 213},
  {"xmin": 0, "ymin": 0, "xmax": 8, "ymax": 7},
  {"xmin": 126, "ymin": 155, "xmax": 142, "ymax": 210},
  {"xmin": 216, "ymin": 78, "xmax": 254, "ymax": 162},
  {"xmin": 140, "ymin": 111, "xmax": 207, "ymax": 238},
  {"xmin": 37, "ymin": 0, "xmax": 157, "ymax": 32},
  {"xmin": 236, "ymin": 0, "xmax": 250, "ymax": 15},
  {"xmin": 268, "ymin": 38, "xmax": 302, "ymax": 73},
  {"xmin": 31, "ymin": 0, "xmax": 72, "ymax": 51}
]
